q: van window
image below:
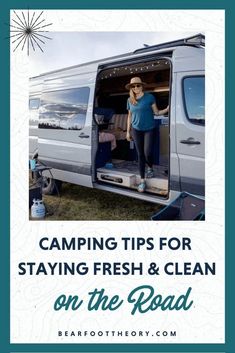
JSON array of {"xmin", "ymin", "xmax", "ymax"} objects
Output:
[
  {"xmin": 183, "ymin": 76, "xmax": 205, "ymax": 125},
  {"xmin": 39, "ymin": 87, "xmax": 90, "ymax": 130},
  {"xmin": 29, "ymin": 98, "xmax": 40, "ymax": 110}
]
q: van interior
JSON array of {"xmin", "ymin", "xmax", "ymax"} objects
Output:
[{"xmin": 93, "ymin": 58, "xmax": 170, "ymax": 196}]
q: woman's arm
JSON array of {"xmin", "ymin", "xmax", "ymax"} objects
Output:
[
  {"xmin": 152, "ymin": 103, "xmax": 169, "ymax": 116},
  {"xmin": 126, "ymin": 110, "xmax": 132, "ymax": 141}
]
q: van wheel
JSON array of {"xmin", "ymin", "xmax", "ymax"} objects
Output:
[
  {"xmin": 32, "ymin": 172, "xmax": 62, "ymax": 195},
  {"xmin": 41, "ymin": 177, "xmax": 62, "ymax": 195}
]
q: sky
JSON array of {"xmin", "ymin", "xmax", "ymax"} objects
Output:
[{"xmin": 29, "ymin": 31, "xmax": 194, "ymax": 77}]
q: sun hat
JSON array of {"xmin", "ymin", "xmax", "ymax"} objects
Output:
[{"xmin": 125, "ymin": 77, "xmax": 146, "ymax": 90}]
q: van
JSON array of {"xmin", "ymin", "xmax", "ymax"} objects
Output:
[{"xmin": 29, "ymin": 33, "xmax": 205, "ymax": 210}]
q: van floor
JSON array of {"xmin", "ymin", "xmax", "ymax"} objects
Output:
[{"xmin": 97, "ymin": 159, "xmax": 168, "ymax": 196}]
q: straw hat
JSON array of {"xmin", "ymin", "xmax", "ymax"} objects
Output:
[{"xmin": 125, "ymin": 77, "xmax": 146, "ymax": 90}]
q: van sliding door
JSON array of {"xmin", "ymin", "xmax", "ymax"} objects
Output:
[{"xmin": 176, "ymin": 72, "xmax": 205, "ymax": 196}]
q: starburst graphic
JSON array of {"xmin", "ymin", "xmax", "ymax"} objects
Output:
[{"xmin": 8, "ymin": 10, "xmax": 53, "ymax": 55}]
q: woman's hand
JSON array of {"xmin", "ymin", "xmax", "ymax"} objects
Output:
[
  {"xmin": 126, "ymin": 131, "xmax": 132, "ymax": 141},
  {"xmin": 152, "ymin": 103, "xmax": 169, "ymax": 116}
]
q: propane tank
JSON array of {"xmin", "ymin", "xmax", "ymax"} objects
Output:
[{"xmin": 31, "ymin": 199, "xmax": 46, "ymax": 219}]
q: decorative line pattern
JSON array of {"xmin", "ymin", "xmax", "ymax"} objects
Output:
[{"xmin": 7, "ymin": 10, "xmax": 52, "ymax": 55}]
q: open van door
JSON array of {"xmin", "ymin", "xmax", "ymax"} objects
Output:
[
  {"xmin": 37, "ymin": 77, "xmax": 94, "ymax": 188},
  {"xmin": 175, "ymin": 72, "xmax": 205, "ymax": 196}
]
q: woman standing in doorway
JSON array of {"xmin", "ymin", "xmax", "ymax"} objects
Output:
[{"xmin": 126, "ymin": 77, "xmax": 169, "ymax": 192}]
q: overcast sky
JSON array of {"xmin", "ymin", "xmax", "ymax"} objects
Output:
[{"xmin": 29, "ymin": 31, "xmax": 195, "ymax": 76}]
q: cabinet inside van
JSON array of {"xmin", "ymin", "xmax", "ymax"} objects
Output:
[{"xmin": 93, "ymin": 58, "xmax": 170, "ymax": 197}]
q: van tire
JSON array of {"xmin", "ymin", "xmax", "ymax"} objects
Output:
[
  {"xmin": 32, "ymin": 172, "xmax": 62, "ymax": 195},
  {"xmin": 41, "ymin": 177, "xmax": 62, "ymax": 195}
]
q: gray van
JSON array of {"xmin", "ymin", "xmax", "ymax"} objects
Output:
[{"xmin": 29, "ymin": 33, "xmax": 205, "ymax": 208}]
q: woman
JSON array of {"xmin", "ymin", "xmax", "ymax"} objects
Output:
[{"xmin": 126, "ymin": 77, "xmax": 169, "ymax": 192}]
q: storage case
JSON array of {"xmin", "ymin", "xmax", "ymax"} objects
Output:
[{"xmin": 151, "ymin": 192, "xmax": 205, "ymax": 220}]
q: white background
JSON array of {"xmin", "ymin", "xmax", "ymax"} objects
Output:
[{"xmin": 10, "ymin": 10, "xmax": 225, "ymax": 344}]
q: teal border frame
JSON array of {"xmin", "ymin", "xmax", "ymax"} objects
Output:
[{"xmin": 0, "ymin": 1, "xmax": 234, "ymax": 353}]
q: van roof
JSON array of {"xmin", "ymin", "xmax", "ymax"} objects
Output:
[
  {"xmin": 134, "ymin": 33, "xmax": 204, "ymax": 54},
  {"xmin": 30, "ymin": 33, "xmax": 204, "ymax": 80}
]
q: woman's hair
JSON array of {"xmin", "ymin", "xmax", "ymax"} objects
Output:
[{"xmin": 129, "ymin": 85, "xmax": 144, "ymax": 105}]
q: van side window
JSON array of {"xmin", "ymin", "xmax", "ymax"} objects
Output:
[
  {"xmin": 39, "ymin": 87, "xmax": 90, "ymax": 130},
  {"xmin": 183, "ymin": 76, "xmax": 205, "ymax": 125},
  {"xmin": 29, "ymin": 98, "xmax": 40, "ymax": 110}
]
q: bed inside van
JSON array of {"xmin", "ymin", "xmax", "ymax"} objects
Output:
[{"xmin": 93, "ymin": 58, "xmax": 170, "ymax": 197}]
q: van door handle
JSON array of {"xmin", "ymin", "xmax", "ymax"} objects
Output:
[
  {"xmin": 180, "ymin": 138, "xmax": 200, "ymax": 145},
  {"xmin": 79, "ymin": 133, "xmax": 90, "ymax": 138}
]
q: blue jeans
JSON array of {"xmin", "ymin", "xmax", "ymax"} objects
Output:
[{"xmin": 132, "ymin": 128, "xmax": 154, "ymax": 179}]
